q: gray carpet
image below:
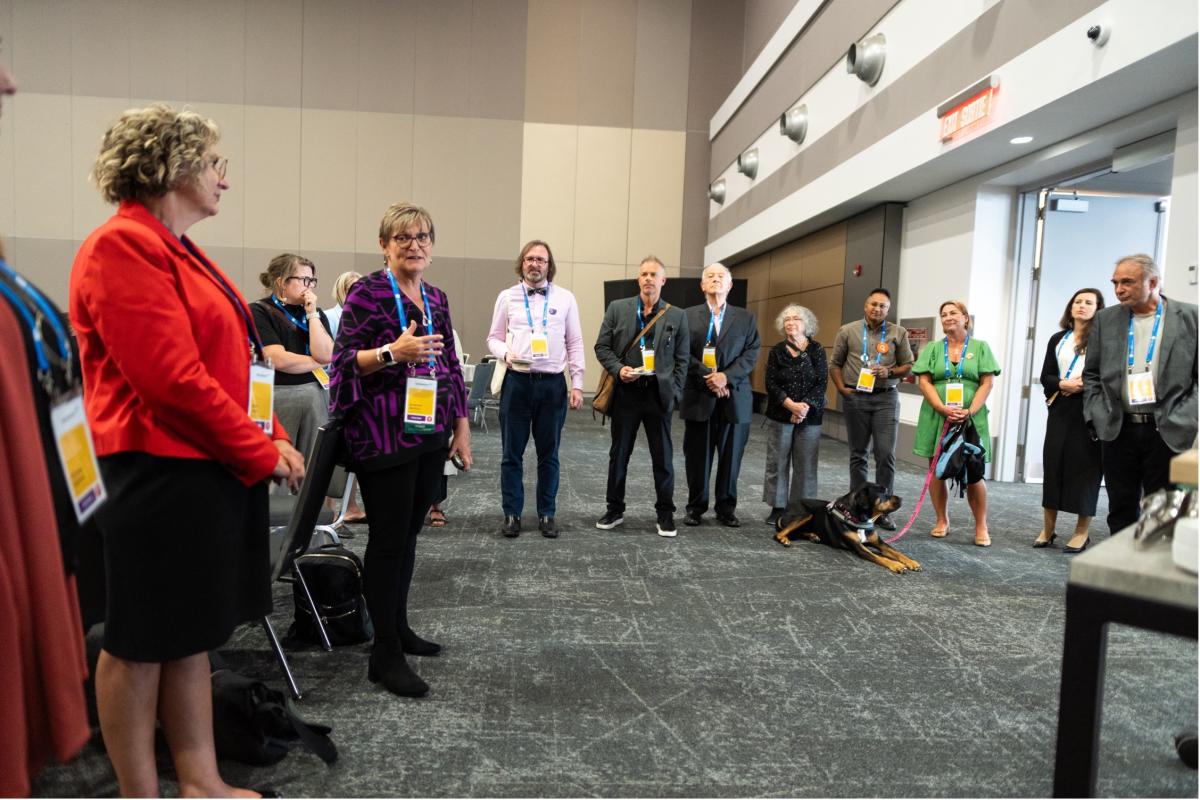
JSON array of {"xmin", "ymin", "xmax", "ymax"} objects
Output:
[{"xmin": 34, "ymin": 411, "xmax": 1199, "ymax": 797}]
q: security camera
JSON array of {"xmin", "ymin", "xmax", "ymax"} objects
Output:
[{"xmin": 1086, "ymin": 22, "xmax": 1110, "ymax": 46}]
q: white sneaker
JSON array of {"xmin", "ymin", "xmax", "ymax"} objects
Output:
[{"xmin": 657, "ymin": 515, "xmax": 677, "ymax": 538}]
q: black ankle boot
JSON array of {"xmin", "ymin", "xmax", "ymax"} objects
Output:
[
  {"xmin": 399, "ymin": 627, "xmax": 442, "ymax": 656},
  {"xmin": 368, "ymin": 639, "xmax": 429, "ymax": 697}
]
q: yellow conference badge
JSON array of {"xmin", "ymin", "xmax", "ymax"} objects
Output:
[{"xmin": 50, "ymin": 395, "xmax": 107, "ymax": 523}]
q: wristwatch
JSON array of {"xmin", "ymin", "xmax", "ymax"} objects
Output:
[{"xmin": 379, "ymin": 346, "xmax": 396, "ymax": 365}]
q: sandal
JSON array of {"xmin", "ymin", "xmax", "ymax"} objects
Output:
[
  {"xmin": 343, "ymin": 513, "xmax": 368, "ymax": 525},
  {"xmin": 974, "ymin": 531, "xmax": 992, "ymax": 547},
  {"xmin": 930, "ymin": 525, "xmax": 949, "ymax": 538},
  {"xmin": 427, "ymin": 507, "xmax": 446, "ymax": 528}
]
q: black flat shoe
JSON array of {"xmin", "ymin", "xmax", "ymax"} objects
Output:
[
  {"xmin": 1063, "ymin": 537, "xmax": 1090, "ymax": 554},
  {"xmin": 1032, "ymin": 532, "xmax": 1057, "ymax": 548}
]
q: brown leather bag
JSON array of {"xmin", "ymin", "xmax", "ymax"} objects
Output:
[{"xmin": 592, "ymin": 304, "xmax": 669, "ymax": 418}]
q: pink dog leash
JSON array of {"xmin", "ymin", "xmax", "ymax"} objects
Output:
[{"xmin": 883, "ymin": 419, "xmax": 951, "ymax": 544}]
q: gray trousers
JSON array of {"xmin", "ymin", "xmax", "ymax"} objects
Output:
[
  {"xmin": 762, "ymin": 421, "xmax": 822, "ymax": 510},
  {"xmin": 842, "ymin": 389, "xmax": 900, "ymax": 493},
  {"xmin": 273, "ymin": 381, "xmax": 329, "ymax": 494}
]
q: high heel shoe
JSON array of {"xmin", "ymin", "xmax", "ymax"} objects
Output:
[
  {"xmin": 1063, "ymin": 537, "xmax": 1090, "ymax": 554},
  {"xmin": 1032, "ymin": 532, "xmax": 1057, "ymax": 548},
  {"xmin": 368, "ymin": 640, "xmax": 429, "ymax": 697}
]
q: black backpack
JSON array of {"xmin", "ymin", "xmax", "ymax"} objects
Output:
[
  {"xmin": 211, "ymin": 668, "xmax": 338, "ymax": 766},
  {"xmin": 284, "ymin": 544, "xmax": 374, "ymax": 647},
  {"xmin": 935, "ymin": 419, "xmax": 986, "ymax": 497}
]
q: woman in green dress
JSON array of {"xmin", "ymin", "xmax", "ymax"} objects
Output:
[{"xmin": 912, "ymin": 300, "xmax": 1000, "ymax": 547}]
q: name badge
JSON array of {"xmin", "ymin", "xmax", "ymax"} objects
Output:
[
  {"xmin": 642, "ymin": 348, "xmax": 655, "ymax": 372},
  {"xmin": 530, "ymin": 333, "xmax": 549, "ymax": 360},
  {"xmin": 249, "ymin": 362, "xmax": 275, "ymax": 434},
  {"xmin": 1127, "ymin": 372, "xmax": 1156, "ymax": 406},
  {"xmin": 404, "ymin": 376, "xmax": 438, "ymax": 433},
  {"xmin": 312, "ymin": 366, "xmax": 330, "ymax": 387},
  {"xmin": 855, "ymin": 367, "xmax": 876, "ymax": 393},
  {"xmin": 50, "ymin": 395, "xmax": 107, "ymax": 523},
  {"xmin": 945, "ymin": 382, "xmax": 965, "ymax": 408},
  {"xmin": 702, "ymin": 346, "xmax": 717, "ymax": 370}
]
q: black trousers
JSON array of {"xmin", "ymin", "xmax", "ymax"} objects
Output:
[
  {"xmin": 683, "ymin": 407, "xmax": 749, "ymax": 516},
  {"xmin": 605, "ymin": 380, "xmax": 675, "ymax": 515},
  {"xmin": 356, "ymin": 449, "xmax": 445, "ymax": 642},
  {"xmin": 1100, "ymin": 418, "xmax": 1175, "ymax": 534}
]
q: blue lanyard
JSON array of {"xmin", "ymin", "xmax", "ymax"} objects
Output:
[
  {"xmin": 943, "ymin": 335, "xmax": 970, "ymax": 379},
  {"xmin": 180, "ymin": 239, "xmax": 264, "ymax": 359},
  {"xmin": 706, "ymin": 304, "xmax": 726, "ymax": 346},
  {"xmin": 386, "ymin": 270, "xmax": 437, "ymax": 370},
  {"xmin": 522, "ymin": 284, "xmax": 550, "ymax": 333},
  {"xmin": 1056, "ymin": 332, "xmax": 1081, "ymax": 379},
  {"xmin": 1126, "ymin": 300, "xmax": 1163, "ymax": 374},
  {"xmin": 637, "ymin": 303, "xmax": 653, "ymax": 351},
  {"xmin": 271, "ymin": 295, "xmax": 312, "ymax": 355},
  {"xmin": 862, "ymin": 320, "xmax": 886, "ymax": 365},
  {"xmin": 0, "ymin": 259, "xmax": 71, "ymax": 371},
  {"xmin": 0, "ymin": 279, "xmax": 52, "ymax": 374}
]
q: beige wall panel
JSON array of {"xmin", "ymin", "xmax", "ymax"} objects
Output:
[
  {"xmin": 577, "ymin": 0, "xmax": 636, "ymax": 128},
  {"xmin": 242, "ymin": 248, "xmax": 285, "ymax": 303},
  {"xmin": 199, "ymin": 245, "xmax": 247, "ymax": 303},
  {"xmin": 299, "ymin": 110, "xmax": 357, "ymax": 253},
  {"xmin": 185, "ymin": 0, "xmax": 245, "ymax": 105},
  {"xmin": 70, "ymin": 97, "xmax": 134, "ymax": 241},
  {"xmin": 733, "ymin": 254, "xmax": 771, "ymax": 303},
  {"xmin": 626, "ymin": 129, "xmax": 685, "ymax": 268},
  {"xmin": 412, "ymin": 115, "xmax": 471, "ymax": 258},
  {"xmin": 13, "ymin": 0, "xmax": 70, "ymax": 94},
  {"xmin": 301, "ymin": 0, "xmax": 360, "ymax": 112},
  {"xmin": 768, "ymin": 238, "xmax": 806, "ymax": 298},
  {"xmin": 680, "ymin": 130, "xmax": 710, "ymax": 270},
  {"xmin": 354, "ymin": 251, "xmax": 386, "ymax": 280},
  {"xmin": 573, "ymin": 261, "xmax": 626, "ymax": 392},
  {"xmin": 524, "ymin": 0, "xmax": 580, "ymax": 125},
  {"xmin": 468, "ymin": 0, "xmax": 528, "ymax": 120},
  {"xmin": 414, "ymin": 0, "xmax": 472, "ymax": 117},
  {"xmin": 9, "ymin": 238, "xmax": 79, "ymax": 308},
  {"xmin": 798, "ymin": 284, "xmax": 844, "ymax": 349},
  {"xmin": 358, "ymin": 0, "xmax": 416, "ymax": 114},
  {"xmin": 459, "ymin": 258, "xmax": 517, "ymax": 361},
  {"xmin": 294, "ymin": 250, "xmax": 358, "ymax": 306},
  {"xmin": 129, "ymin": 0, "xmax": 189, "ymax": 100},
  {"xmin": 424, "ymin": 257, "xmax": 465, "ymax": 318},
  {"xmin": 519, "ymin": 123, "xmax": 577, "ymax": 261},
  {"xmin": 799, "ymin": 222, "xmax": 847, "ymax": 291},
  {"xmin": 14, "ymin": 94, "xmax": 71, "ymax": 240},
  {"xmin": 70, "ymin": 0, "xmax": 130, "ymax": 98},
  {"xmin": 751, "ymin": 345, "xmax": 768, "ymax": 393},
  {"xmin": 573, "ymin": 126, "xmax": 631, "ymax": 266},
  {"xmin": 632, "ymin": 0, "xmax": 691, "ymax": 131},
  {"xmin": 0, "ymin": 90, "xmax": 12, "ymax": 237},
  {"xmin": 188, "ymin": 103, "xmax": 245, "ymax": 248},
  {"xmin": 741, "ymin": 0, "xmax": 797, "ymax": 72},
  {"xmin": 758, "ymin": 295, "xmax": 783, "ymax": 353},
  {"xmin": 245, "ymin": 0, "xmax": 303, "ymax": 108},
  {"xmin": 464, "ymin": 118, "xmax": 523, "ymax": 260},
  {"xmin": 243, "ymin": 106, "xmax": 301, "ymax": 250},
  {"xmin": 355, "ymin": 112, "xmax": 414, "ymax": 252},
  {"xmin": 686, "ymin": 0, "xmax": 746, "ymax": 131}
]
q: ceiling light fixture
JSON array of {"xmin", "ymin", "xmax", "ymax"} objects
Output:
[
  {"xmin": 1010, "ymin": 136, "xmax": 1034, "ymax": 144},
  {"xmin": 779, "ymin": 105, "xmax": 808, "ymax": 144},
  {"xmin": 737, "ymin": 148, "xmax": 759, "ymax": 180},
  {"xmin": 708, "ymin": 179, "xmax": 726, "ymax": 205}
]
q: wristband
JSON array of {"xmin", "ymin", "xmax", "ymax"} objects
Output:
[{"xmin": 307, "ymin": 312, "xmax": 320, "ymax": 320}]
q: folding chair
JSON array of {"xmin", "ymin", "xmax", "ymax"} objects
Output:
[{"xmin": 468, "ymin": 360, "xmax": 500, "ymax": 431}]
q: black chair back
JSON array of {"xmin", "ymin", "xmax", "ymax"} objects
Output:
[{"xmin": 271, "ymin": 422, "xmax": 345, "ymax": 582}]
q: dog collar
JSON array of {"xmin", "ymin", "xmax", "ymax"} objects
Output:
[{"xmin": 827, "ymin": 499, "xmax": 875, "ymax": 531}]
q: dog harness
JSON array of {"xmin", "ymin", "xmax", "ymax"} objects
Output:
[{"xmin": 826, "ymin": 499, "xmax": 875, "ymax": 541}]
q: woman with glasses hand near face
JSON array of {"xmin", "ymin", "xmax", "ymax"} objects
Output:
[
  {"xmin": 251, "ymin": 254, "xmax": 334, "ymax": 463},
  {"xmin": 328, "ymin": 202, "xmax": 471, "ymax": 698}
]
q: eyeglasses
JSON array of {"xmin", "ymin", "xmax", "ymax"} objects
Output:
[
  {"xmin": 523, "ymin": 256, "xmax": 548, "ymax": 265},
  {"xmin": 286, "ymin": 276, "xmax": 319, "ymax": 288},
  {"xmin": 392, "ymin": 232, "xmax": 432, "ymax": 246},
  {"xmin": 209, "ymin": 156, "xmax": 228, "ymax": 180}
]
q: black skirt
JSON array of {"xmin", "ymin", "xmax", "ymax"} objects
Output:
[
  {"xmin": 1041, "ymin": 393, "xmax": 1103, "ymax": 516},
  {"xmin": 94, "ymin": 452, "xmax": 272, "ymax": 662}
]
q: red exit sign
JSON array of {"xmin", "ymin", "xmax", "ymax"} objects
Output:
[{"xmin": 937, "ymin": 75, "xmax": 1000, "ymax": 143}]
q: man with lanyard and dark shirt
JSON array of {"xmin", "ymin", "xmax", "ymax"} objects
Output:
[
  {"xmin": 1083, "ymin": 254, "xmax": 1198, "ymax": 535},
  {"xmin": 829, "ymin": 288, "xmax": 913, "ymax": 531}
]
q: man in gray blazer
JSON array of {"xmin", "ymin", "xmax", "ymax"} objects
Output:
[
  {"xmin": 594, "ymin": 256, "xmax": 690, "ymax": 537},
  {"xmin": 1082, "ymin": 253, "xmax": 1198, "ymax": 537},
  {"xmin": 680, "ymin": 263, "xmax": 760, "ymax": 527}
]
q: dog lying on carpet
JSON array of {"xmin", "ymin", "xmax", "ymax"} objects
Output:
[{"xmin": 773, "ymin": 483, "xmax": 921, "ymax": 574}]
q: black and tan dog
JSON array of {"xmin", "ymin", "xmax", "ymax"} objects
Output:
[{"xmin": 773, "ymin": 483, "xmax": 921, "ymax": 574}]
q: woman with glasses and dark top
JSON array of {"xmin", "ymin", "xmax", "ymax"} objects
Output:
[
  {"xmin": 70, "ymin": 104, "xmax": 303, "ymax": 798},
  {"xmin": 251, "ymin": 254, "xmax": 334, "ymax": 465},
  {"xmin": 328, "ymin": 201, "xmax": 471, "ymax": 697},
  {"xmin": 1033, "ymin": 288, "xmax": 1106, "ymax": 552}
]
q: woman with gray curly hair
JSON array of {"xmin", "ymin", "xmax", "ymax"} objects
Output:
[
  {"xmin": 762, "ymin": 303, "xmax": 827, "ymax": 525},
  {"xmin": 70, "ymin": 104, "xmax": 302, "ymax": 798}
]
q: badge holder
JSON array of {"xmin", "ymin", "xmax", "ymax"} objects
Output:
[
  {"xmin": 312, "ymin": 366, "xmax": 330, "ymax": 387},
  {"xmin": 530, "ymin": 333, "xmax": 549, "ymax": 360},
  {"xmin": 702, "ymin": 346, "xmax": 717, "ymax": 370},
  {"xmin": 50, "ymin": 392, "xmax": 107, "ymax": 523},
  {"xmin": 404, "ymin": 373, "xmax": 438, "ymax": 433},
  {"xmin": 642, "ymin": 348, "xmax": 656, "ymax": 373},
  {"xmin": 1127, "ymin": 371, "xmax": 1156, "ymax": 406},
  {"xmin": 945, "ymin": 382, "xmax": 965, "ymax": 409},
  {"xmin": 249, "ymin": 361, "xmax": 275, "ymax": 434},
  {"xmin": 855, "ymin": 368, "xmax": 876, "ymax": 393}
]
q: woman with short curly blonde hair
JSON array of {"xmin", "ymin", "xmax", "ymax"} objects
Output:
[{"xmin": 91, "ymin": 103, "xmax": 221, "ymax": 204}]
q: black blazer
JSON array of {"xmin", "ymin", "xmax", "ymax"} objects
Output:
[
  {"xmin": 594, "ymin": 297, "xmax": 690, "ymax": 413},
  {"xmin": 679, "ymin": 303, "xmax": 760, "ymax": 423}
]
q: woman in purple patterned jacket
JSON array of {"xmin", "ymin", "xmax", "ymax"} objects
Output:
[{"xmin": 328, "ymin": 202, "xmax": 471, "ymax": 697}]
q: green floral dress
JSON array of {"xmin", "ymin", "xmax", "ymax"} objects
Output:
[{"xmin": 911, "ymin": 337, "xmax": 1001, "ymax": 462}]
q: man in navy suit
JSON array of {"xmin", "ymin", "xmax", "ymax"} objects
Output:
[{"xmin": 680, "ymin": 264, "xmax": 760, "ymax": 527}]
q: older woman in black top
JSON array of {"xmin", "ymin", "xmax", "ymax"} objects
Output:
[{"xmin": 762, "ymin": 304, "xmax": 827, "ymax": 525}]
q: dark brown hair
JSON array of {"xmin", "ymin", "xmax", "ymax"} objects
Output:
[
  {"xmin": 1058, "ymin": 288, "xmax": 1106, "ymax": 354},
  {"xmin": 515, "ymin": 240, "xmax": 557, "ymax": 283},
  {"xmin": 259, "ymin": 253, "xmax": 316, "ymax": 295}
]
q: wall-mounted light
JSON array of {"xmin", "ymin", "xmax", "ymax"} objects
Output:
[
  {"xmin": 708, "ymin": 179, "xmax": 726, "ymax": 205},
  {"xmin": 779, "ymin": 105, "xmax": 808, "ymax": 144},
  {"xmin": 737, "ymin": 148, "xmax": 759, "ymax": 180},
  {"xmin": 846, "ymin": 33, "xmax": 886, "ymax": 86},
  {"xmin": 1010, "ymin": 136, "xmax": 1033, "ymax": 145}
]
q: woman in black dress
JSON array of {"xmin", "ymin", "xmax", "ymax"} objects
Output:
[{"xmin": 1034, "ymin": 288, "xmax": 1105, "ymax": 553}]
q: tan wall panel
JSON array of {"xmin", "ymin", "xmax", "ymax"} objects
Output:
[
  {"xmin": 632, "ymin": 0, "xmax": 691, "ymax": 131},
  {"xmin": 0, "ymin": 91, "xmax": 13, "ymax": 237},
  {"xmin": 412, "ymin": 115, "xmax": 471, "ymax": 258},
  {"xmin": 686, "ymin": 0, "xmax": 746, "ymax": 132},
  {"xmin": 626, "ymin": 129, "xmax": 685, "ymax": 268},
  {"xmin": 763, "ymin": 293, "xmax": 797, "ymax": 351},
  {"xmin": 573, "ymin": 261, "xmax": 627, "ymax": 392},
  {"xmin": 355, "ymin": 112, "xmax": 414, "ymax": 252},
  {"xmin": 751, "ymin": 345, "xmax": 768, "ymax": 393},
  {"xmin": 13, "ymin": 0, "xmax": 70, "ymax": 94},
  {"xmin": 71, "ymin": 0, "xmax": 131, "ymax": 98},
  {"xmin": 10, "ymin": 237, "xmax": 81, "ymax": 308},
  {"xmin": 414, "ymin": 0, "xmax": 472, "ymax": 117},
  {"xmin": 69, "ymin": 98, "xmax": 126, "ymax": 241},
  {"xmin": 301, "ymin": 0, "xmax": 359, "ymax": 112},
  {"xmin": 189, "ymin": 103, "xmax": 245, "ymax": 248},
  {"xmin": 741, "ymin": 0, "xmax": 797, "ymax": 72},
  {"xmin": 299, "ymin": 110, "xmax": 357, "ymax": 253},
  {"xmin": 733, "ymin": 254, "xmax": 771, "ymax": 303},
  {"xmin": 358, "ymin": 0, "xmax": 416, "ymax": 114},
  {"xmin": 460, "ymin": 258, "xmax": 519, "ymax": 361},
  {"xmin": 578, "ymin": 0, "xmax": 636, "ymax": 128},
  {"xmin": 468, "ymin": 0, "xmax": 529, "ymax": 120},
  {"xmin": 519, "ymin": 123, "xmax": 578, "ymax": 261},
  {"xmin": 464, "ymin": 118, "xmax": 524, "ymax": 260},
  {"xmin": 680, "ymin": 130, "xmax": 710, "ymax": 270},
  {"xmin": 768, "ymin": 238, "xmax": 806, "ymax": 298},
  {"xmin": 245, "ymin": 0, "xmax": 303, "ymax": 107},
  {"xmin": 129, "ymin": 0, "xmax": 188, "ymax": 100},
  {"xmin": 424, "ymin": 257, "xmax": 466, "ymax": 324},
  {"xmin": 799, "ymin": 284, "xmax": 844, "ymax": 350},
  {"xmin": 202, "ymin": 245, "xmax": 247, "ymax": 305},
  {"xmin": 573, "ymin": 126, "xmax": 631, "ymax": 265},
  {"xmin": 243, "ymin": 106, "xmax": 302, "ymax": 250},
  {"xmin": 14, "ymin": 93, "xmax": 71, "ymax": 239},
  {"xmin": 185, "ymin": 0, "xmax": 245, "ymax": 105},
  {"xmin": 799, "ymin": 222, "xmax": 847, "ymax": 291},
  {"xmin": 524, "ymin": 0, "xmax": 580, "ymax": 125}
]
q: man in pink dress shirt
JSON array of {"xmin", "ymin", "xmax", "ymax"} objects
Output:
[{"xmin": 487, "ymin": 240, "xmax": 586, "ymax": 538}]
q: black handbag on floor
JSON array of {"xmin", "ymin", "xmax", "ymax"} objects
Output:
[
  {"xmin": 285, "ymin": 544, "xmax": 374, "ymax": 646},
  {"xmin": 211, "ymin": 669, "xmax": 338, "ymax": 765}
]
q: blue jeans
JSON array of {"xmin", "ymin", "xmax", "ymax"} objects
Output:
[{"xmin": 499, "ymin": 371, "xmax": 568, "ymax": 518}]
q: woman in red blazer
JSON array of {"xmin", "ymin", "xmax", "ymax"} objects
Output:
[{"xmin": 69, "ymin": 104, "xmax": 303, "ymax": 799}]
